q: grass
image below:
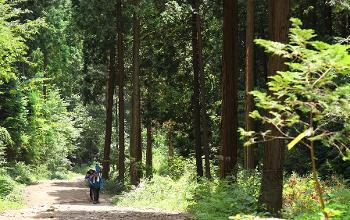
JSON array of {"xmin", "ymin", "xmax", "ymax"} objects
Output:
[
  {"xmin": 114, "ymin": 172, "xmax": 196, "ymax": 212},
  {"xmin": 112, "ymin": 159, "xmax": 264, "ymax": 219},
  {"xmin": 0, "ymin": 200, "xmax": 23, "ymax": 212},
  {"xmin": 0, "ymin": 171, "xmax": 24, "ymax": 213},
  {"xmin": 109, "ymin": 153, "xmax": 350, "ymax": 220}
]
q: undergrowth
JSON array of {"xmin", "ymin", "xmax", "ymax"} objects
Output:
[
  {"xmin": 283, "ymin": 173, "xmax": 350, "ymax": 220},
  {"xmin": 110, "ymin": 147, "xmax": 350, "ymax": 220},
  {"xmin": 0, "ymin": 171, "xmax": 24, "ymax": 212},
  {"xmin": 112, "ymin": 151, "xmax": 264, "ymax": 219}
]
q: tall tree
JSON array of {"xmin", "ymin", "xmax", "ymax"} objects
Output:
[
  {"xmin": 190, "ymin": 0, "xmax": 203, "ymax": 177},
  {"xmin": 102, "ymin": 46, "xmax": 116, "ymax": 180},
  {"xmin": 244, "ymin": 0, "xmax": 255, "ymax": 169},
  {"xmin": 196, "ymin": 0, "xmax": 211, "ymax": 179},
  {"xmin": 220, "ymin": 0, "xmax": 238, "ymax": 178},
  {"xmin": 324, "ymin": 0, "xmax": 333, "ymax": 36},
  {"xmin": 130, "ymin": 0, "xmax": 142, "ymax": 186},
  {"xmin": 260, "ymin": 0, "xmax": 289, "ymax": 213},
  {"xmin": 116, "ymin": 0, "xmax": 125, "ymax": 183}
]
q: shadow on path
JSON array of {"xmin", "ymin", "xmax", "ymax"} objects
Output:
[{"xmin": 33, "ymin": 208, "xmax": 189, "ymax": 220}]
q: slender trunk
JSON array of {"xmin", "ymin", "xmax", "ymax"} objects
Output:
[
  {"xmin": 191, "ymin": 0, "xmax": 203, "ymax": 177},
  {"xmin": 220, "ymin": 0, "xmax": 238, "ymax": 178},
  {"xmin": 309, "ymin": 112, "xmax": 329, "ymax": 219},
  {"xmin": 102, "ymin": 47, "xmax": 116, "ymax": 180},
  {"xmin": 168, "ymin": 128, "xmax": 174, "ymax": 167},
  {"xmin": 130, "ymin": 0, "xmax": 142, "ymax": 186},
  {"xmin": 244, "ymin": 0, "xmax": 255, "ymax": 170},
  {"xmin": 343, "ymin": 12, "xmax": 349, "ymax": 37},
  {"xmin": 201, "ymin": 107, "xmax": 211, "ymax": 178},
  {"xmin": 260, "ymin": 0, "xmax": 289, "ymax": 214},
  {"xmin": 146, "ymin": 124, "xmax": 153, "ymax": 179},
  {"xmin": 194, "ymin": 0, "xmax": 211, "ymax": 179},
  {"xmin": 311, "ymin": 0, "xmax": 317, "ymax": 30},
  {"xmin": 324, "ymin": 0, "xmax": 333, "ymax": 37},
  {"xmin": 116, "ymin": 0, "xmax": 125, "ymax": 184},
  {"xmin": 310, "ymin": 143, "xmax": 328, "ymax": 219}
]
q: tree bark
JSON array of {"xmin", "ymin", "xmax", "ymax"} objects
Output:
[
  {"xmin": 130, "ymin": 0, "xmax": 142, "ymax": 186},
  {"xmin": 116, "ymin": 0, "xmax": 125, "ymax": 183},
  {"xmin": 220, "ymin": 0, "xmax": 238, "ymax": 178},
  {"xmin": 342, "ymin": 12, "xmax": 349, "ymax": 37},
  {"xmin": 146, "ymin": 124, "xmax": 153, "ymax": 179},
  {"xmin": 324, "ymin": 0, "xmax": 333, "ymax": 36},
  {"xmin": 190, "ymin": 0, "xmax": 203, "ymax": 177},
  {"xmin": 244, "ymin": 0, "xmax": 255, "ymax": 170},
  {"xmin": 102, "ymin": 47, "xmax": 116, "ymax": 180},
  {"xmin": 260, "ymin": 0, "xmax": 289, "ymax": 214},
  {"xmin": 195, "ymin": 0, "xmax": 211, "ymax": 179}
]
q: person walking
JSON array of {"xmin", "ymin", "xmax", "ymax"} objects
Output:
[{"xmin": 89, "ymin": 171, "xmax": 102, "ymax": 204}]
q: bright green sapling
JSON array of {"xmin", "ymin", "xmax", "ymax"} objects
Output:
[{"xmin": 240, "ymin": 18, "xmax": 350, "ymax": 219}]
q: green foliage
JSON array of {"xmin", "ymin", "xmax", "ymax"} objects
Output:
[
  {"xmin": 0, "ymin": 171, "xmax": 24, "ymax": 212},
  {"xmin": 190, "ymin": 170, "xmax": 262, "ymax": 220},
  {"xmin": 26, "ymin": 89, "xmax": 79, "ymax": 170},
  {"xmin": 0, "ymin": 174, "xmax": 16, "ymax": 197},
  {"xmin": 0, "ymin": 0, "xmax": 44, "ymax": 84},
  {"xmin": 114, "ymin": 172, "xmax": 197, "ymax": 212},
  {"xmin": 241, "ymin": 18, "xmax": 350, "ymax": 160},
  {"xmin": 0, "ymin": 127, "xmax": 11, "ymax": 165},
  {"xmin": 103, "ymin": 179, "xmax": 125, "ymax": 195},
  {"xmin": 114, "ymin": 155, "xmax": 262, "ymax": 220},
  {"xmin": 283, "ymin": 174, "xmax": 350, "ymax": 219}
]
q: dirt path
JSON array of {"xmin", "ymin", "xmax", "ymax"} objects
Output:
[{"xmin": 0, "ymin": 177, "xmax": 189, "ymax": 220}]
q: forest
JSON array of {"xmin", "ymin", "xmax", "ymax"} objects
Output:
[{"xmin": 0, "ymin": 0, "xmax": 350, "ymax": 219}]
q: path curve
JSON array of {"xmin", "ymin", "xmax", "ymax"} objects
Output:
[{"xmin": 0, "ymin": 177, "xmax": 189, "ymax": 220}]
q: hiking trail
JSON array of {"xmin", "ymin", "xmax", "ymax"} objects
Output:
[{"xmin": 0, "ymin": 177, "xmax": 188, "ymax": 220}]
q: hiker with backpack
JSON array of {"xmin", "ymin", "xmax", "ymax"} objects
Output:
[{"xmin": 88, "ymin": 170, "xmax": 103, "ymax": 204}]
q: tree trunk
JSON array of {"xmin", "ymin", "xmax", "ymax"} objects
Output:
[
  {"xmin": 220, "ymin": 0, "xmax": 238, "ymax": 178},
  {"xmin": 195, "ymin": 0, "xmax": 211, "ymax": 179},
  {"xmin": 190, "ymin": 0, "xmax": 203, "ymax": 177},
  {"xmin": 102, "ymin": 47, "xmax": 116, "ymax": 180},
  {"xmin": 342, "ymin": 12, "xmax": 349, "ymax": 37},
  {"xmin": 168, "ymin": 128, "xmax": 174, "ymax": 168},
  {"xmin": 244, "ymin": 0, "xmax": 255, "ymax": 170},
  {"xmin": 116, "ymin": 0, "xmax": 125, "ymax": 183},
  {"xmin": 130, "ymin": 0, "xmax": 142, "ymax": 186},
  {"xmin": 324, "ymin": 0, "xmax": 333, "ymax": 36},
  {"xmin": 146, "ymin": 124, "xmax": 153, "ymax": 179},
  {"xmin": 260, "ymin": 0, "xmax": 289, "ymax": 214}
]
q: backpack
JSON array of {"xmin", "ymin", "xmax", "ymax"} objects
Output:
[{"xmin": 89, "ymin": 176, "xmax": 103, "ymax": 189}]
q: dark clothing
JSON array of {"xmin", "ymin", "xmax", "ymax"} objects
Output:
[
  {"xmin": 89, "ymin": 176, "xmax": 102, "ymax": 189},
  {"xmin": 91, "ymin": 187, "xmax": 100, "ymax": 202},
  {"xmin": 89, "ymin": 188, "xmax": 93, "ymax": 201},
  {"xmin": 88, "ymin": 176, "xmax": 102, "ymax": 203}
]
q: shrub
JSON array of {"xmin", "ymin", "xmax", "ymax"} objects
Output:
[
  {"xmin": 189, "ymin": 169, "xmax": 262, "ymax": 220},
  {"xmin": 283, "ymin": 174, "xmax": 350, "ymax": 219},
  {"xmin": 114, "ymin": 173, "xmax": 196, "ymax": 212},
  {"xmin": 0, "ymin": 174, "xmax": 16, "ymax": 198},
  {"xmin": 7, "ymin": 162, "xmax": 35, "ymax": 184},
  {"xmin": 103, "ymin": 179, "xmax": 125, "ymax": 195},
  {"xmin": 0, "ymin": 172, "xmax": 24, "ymax": 212}
]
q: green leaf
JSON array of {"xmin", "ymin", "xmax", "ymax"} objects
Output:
[{"xmin": 288, "ymin": 128, "xmax": 313, "ymax": 150}]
